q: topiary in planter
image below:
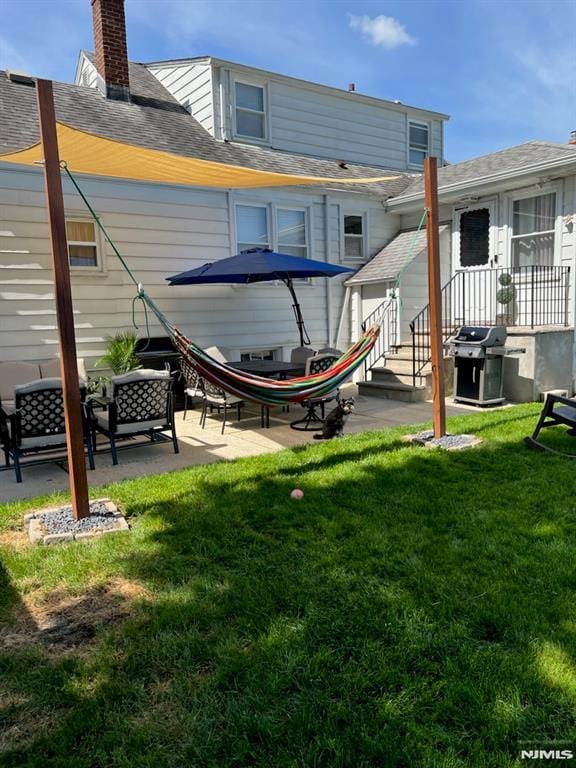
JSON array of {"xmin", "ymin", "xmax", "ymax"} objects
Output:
[{"xmin": 496, "ymin": 273, "xmax": 515, "ymax": 306}]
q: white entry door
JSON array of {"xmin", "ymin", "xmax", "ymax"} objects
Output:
[{"xmin": 451, "ymin": 202, "xmax": 497, "ymax": 326}]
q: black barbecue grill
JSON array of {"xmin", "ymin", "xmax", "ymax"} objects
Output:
[
  {"xmin": 135, "ymin": 336, "xmax": 185, "ymax": 409},
  {"xmin": 447, "ymin": 326, "xmax": 508, "ymax": 406}
]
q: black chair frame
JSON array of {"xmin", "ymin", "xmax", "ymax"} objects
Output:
[
  {"xmin": 525, "ymin": 393, "xmax": 576, "ymax": 458},
  {"xmin": 1, "ymin": 382, "xmax": 94, "ymax": 483},
  {"xmin": 89, "ymin": 373, "xmax": 179, "ymax": 465}
]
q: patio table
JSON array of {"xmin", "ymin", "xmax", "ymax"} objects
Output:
[
  {"xmin": 229, "ymin": 360, "xmax": 305, "ymax": 379},
  {"xmin": 228, "ymin": 360, "xmax": 305, "ymax": 428}
]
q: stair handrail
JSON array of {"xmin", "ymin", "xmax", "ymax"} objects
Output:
[{"xmin": 362, "ymin": 295, "xmax": 398, "ymax": 379}]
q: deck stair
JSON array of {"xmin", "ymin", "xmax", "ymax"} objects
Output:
[{"xmin": 359, "ymin": 344, "xmax": 432, "ymax": 402}]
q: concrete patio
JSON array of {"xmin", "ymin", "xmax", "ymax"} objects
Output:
[{"xmin": 0, "ymin": 387, "xmax": 478, "ymax": 503}]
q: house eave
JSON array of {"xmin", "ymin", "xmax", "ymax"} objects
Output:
[
  {"xmin": 145, "ymin": 57, "xmax": 450, "ymax": 121},
  {"xmin": 387, "ymin": 155, "xmax": 576, "ymax": 211}
]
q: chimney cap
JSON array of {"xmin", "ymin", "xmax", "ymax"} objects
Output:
[
  {"xmin": 348, "ymin": 82, "xmax": 356, "ymax": 92},
  {"xmin": 570, "ymin": 130, "xmax": 576, "ymax": 145}
]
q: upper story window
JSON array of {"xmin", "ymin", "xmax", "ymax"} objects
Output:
[
  {"xmin": 511, "ymin": 192, "xmax": 556, "ymax": 268},
  {"xmin": 408, "ymin": 121, "xmax": 429, "ymax": 168},
  {"xmin": 343, "ymin": 214, "xmax": 365, "ymax": 263},
  {"xmin": 277, "ymin": 209, "xmax": 308, "ymax": 259},
  {"xmin": 234, "ymin": 81, "xmax": 266, "ymax": 140},
  {"xmin": 66, "ymin": 219, "xmax": 100, "ymax": 268},
  {"xmin": 236, "ymin": 205, "xmax": 270, "ymax": 251}
]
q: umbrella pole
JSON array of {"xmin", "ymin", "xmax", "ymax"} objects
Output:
[{"xmin": 283, "ymin": 277, "xmax": 310, "ymax": 347}]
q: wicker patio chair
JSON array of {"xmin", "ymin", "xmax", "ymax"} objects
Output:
[{"xmin": 180, "ymin": 356, "xmax": 204, "ymax": 419}]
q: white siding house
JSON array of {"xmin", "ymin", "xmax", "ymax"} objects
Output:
[{"xmin": 146, "ymin": 56, "xmax": 447, "ymax": 170}]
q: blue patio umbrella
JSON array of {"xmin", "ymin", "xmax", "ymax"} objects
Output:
[{"xmin": 167, "ymin": 248, "xmax": 355, "ymax": 346}]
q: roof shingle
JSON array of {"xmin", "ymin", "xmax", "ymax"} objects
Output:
[{"xmin": 0, "ymin": 59, "xmax": 413, "ymax": 198}]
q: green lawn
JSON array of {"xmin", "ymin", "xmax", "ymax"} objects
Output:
[{"xmin": 1, "ymin": 403, "xmax": 575, "ymax": 767}]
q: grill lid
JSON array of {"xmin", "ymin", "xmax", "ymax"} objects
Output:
[{"xmin": 451, "ymin": 326, "xmax": 507, "ymax": 347}]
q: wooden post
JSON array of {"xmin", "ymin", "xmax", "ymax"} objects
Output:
[
  {"xmin": 37, "ymin": 79, "xmax": 90, "ymax": 520},
  {"xmin": 424, "ymin": 156, "xmax": 447, "ymax": 438}
]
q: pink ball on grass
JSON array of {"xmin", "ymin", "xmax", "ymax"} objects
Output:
[{"xmin": 290, "ymin": 488, "xmax": 304, "ymax": 500}]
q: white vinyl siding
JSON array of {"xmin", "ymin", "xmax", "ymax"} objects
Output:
[
  {"xmin": 408, "ymin": 121, "xmax": 429, "ymax": 168},
  {"xmin": 511, "ymin": 192, "xmax": 556, "ymax": 268},
  {"xmin": 146, "ymin": 62, "xmax": 214, "ymax": 135},
  {"xmin": 144, "ymin": 61, "xmax": 446, "ymax": 168},
  {"xmin": 236, "ymin": 205, "xmax": 270, "ymax": 251},
  {"xmin": 234, "ymin": 81, "xmax": 267, "ymax": 141}
]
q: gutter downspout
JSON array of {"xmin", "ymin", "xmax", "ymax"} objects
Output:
[
  {"xmin": 324, "ymin": 194, "xmax": 333, "ymax": 346},
  {"xmin": 335, "ymin": 285, "xmax": 351, "ymax": 349}
]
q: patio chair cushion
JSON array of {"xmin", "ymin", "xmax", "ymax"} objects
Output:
[
  {"xmin": 14, "ymin": 377, "xmax": 63, "ymax": 395},
  {"xmin": 94, "ymin": 411, "xmax": 169, "ymax": 435},
  {"xmin": 290, "ymin": 346, "xmax": 316, "ymax": 364},
  {"xmin": 204, "ymin": 392, "xmax": 243, "ymax": 406},
  {"xmin": 204, "ymin": 346, "xmax": 228, "ymax": 363},
  {"xmin": 110, "ymin": 368, "xmax": 169, "ymax": 388},
  {"xmin": 39, "ymin": 357, "xmax": 87, "ymax": 383},
  {"xmin": 0, "ymin": 361, "xmax": 42, "ymax": 402},
  {"xmin": 1, "ymin": 400, "xmax": 14, "ymax": 415}
]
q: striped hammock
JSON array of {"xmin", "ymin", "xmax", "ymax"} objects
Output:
[
  {"xmin": 141, "ymin": 291, "xmax": 380, "ymax": 407},
  {"xmin": 169, "ymin": 323, "xmax": 379, "ymax": 407}
]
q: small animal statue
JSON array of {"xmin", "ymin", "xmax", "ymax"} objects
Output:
[{"xmin": 314, "ymin": 397, "xmax": 355, "ymax": 440}]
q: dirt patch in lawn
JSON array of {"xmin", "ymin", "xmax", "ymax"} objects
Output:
[
  {"xmin": 0, "ymin": 529, "xmax": 30, "ymax": 551},
  {"xmin": 0, "ymin": 577, "xmax": 150, "ymax": 654}
]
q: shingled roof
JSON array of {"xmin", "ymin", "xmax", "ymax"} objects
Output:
[
  {"xmin": 346, "ymin": 225, "xmax": 449, "ymax": 285},
  {"xmin": 392, "ymin": 141, "xmax": 576, "ymax": 202},
  {"xmin": 0, "ymin": 58, "xmax": 413, "ymax": 198}
]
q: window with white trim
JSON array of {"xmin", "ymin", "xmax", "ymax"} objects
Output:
[
  {"xmin": 276, "ymin": 208, "xmax": 308, "ymax": 259},
  {"xmin": 236, "ymin": 205, "xmax": 270, "ymax": 252},
  {"xmin": 408, "ymin": 121, "xmax": 429, "ymax": 168},
  {"xmin": 66, "ymin": 219, "xmax": 99, "ymax": 268},
  {"xmin": 343, "ymin": 214, "xmax": 365, "ymax": 262},
  {"xmin": 240, "ymin": 348, "xmax": 278, "ymax": 361},
  {"xmin": 511, "ymin": 192, "xmax": 556, "ymax": 268},
  {"xmin": 234, "ymin": 81, "xmax": 266, "ymax": 140}
]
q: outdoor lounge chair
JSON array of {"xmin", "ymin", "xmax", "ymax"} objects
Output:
[
  {"xmin": 290, "ymin": 353, "xmax": 340, "ymax": 431},
  {"xmin": 525, "ymin": 393, "xmax": 576, "ymax": 457},
  {"xmin": 1, "ymin": 378, "xmax": 94, "ymax": 483},
  {"xmin": 200, "ymin": 378, "xmax": 244, "ymax": 435},
  {"xmin": 89, "ymin": 369, "xmax": 179, "ymax": 465}
]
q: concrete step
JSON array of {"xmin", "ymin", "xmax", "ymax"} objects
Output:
[
  {"xmin": 357, "ymin": 380, "xmax": 430, "ymax": 402},
  {"xmin": 370, "ymin": 367, "xmax": 430, "ymax": 387},
  {"xmin": 377, "ymin": 358, "xmax": 432, "ymax": 375}
]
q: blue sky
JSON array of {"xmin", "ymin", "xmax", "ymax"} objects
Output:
[{"xmin": 1, "ymin": 0, "xmax": 575, "ymax": 163}]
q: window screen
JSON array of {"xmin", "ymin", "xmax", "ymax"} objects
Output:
[{"xmin": 459, "ymin": 208, "xmax": 490, "ymax": 267}]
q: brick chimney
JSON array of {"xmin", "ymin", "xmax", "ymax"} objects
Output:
[{"xmin": 91, "ymin": 0, "xmax": 130, "ymax": 101}]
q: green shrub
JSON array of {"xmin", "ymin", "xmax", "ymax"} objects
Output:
[{"xmin": 97, "ymin": 331, "xmax": 141, "ymax": 374}]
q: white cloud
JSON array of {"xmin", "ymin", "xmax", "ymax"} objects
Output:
[{"xmin": 349, "ymin": 14, "xmax": 417, "ymax": 50}]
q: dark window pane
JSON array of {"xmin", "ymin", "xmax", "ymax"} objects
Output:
[
  {"xmin": 69, "ymin": 244, "xmax": 97, "ymax": 267},
  {"xmin": 344, "ymin": 215, "xmax": 363, "ymax": 235},
  {"xmin": 409, "ymin": 124, "xmax": 428, "ymax": 149},
  {"xmin": 459, "ymin": 208, "xmax": 490, "ymax": 267}
]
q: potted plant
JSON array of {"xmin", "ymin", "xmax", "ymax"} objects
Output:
[
  {"xmin": 496, "ymin": 272, "xmax": 516, "ymax": 324},
  {"xmin": 97, "ymin": 331, "xmax": 141, "ymax": 375}
]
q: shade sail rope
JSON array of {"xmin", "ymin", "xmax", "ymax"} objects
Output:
[{"xmin": 63, "ymin": 165, "xmax": 380, "ymax": 406}]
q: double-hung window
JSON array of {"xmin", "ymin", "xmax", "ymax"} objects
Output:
[
  {"xmin": 408, "ymin": 121, "xmax": 429, "ymax": 168},
  {"xmin": 343, "ymin": 215, "xmax": 365, "ymax": 262},
  {"xmin": 66, "ymin": 219, "xmax": 100, "ymax": 268},
  {"xmin": 235, "ymin": 81, "xmax": 266, "ymax": 140},
  {"xmin": 511, "ymin": 192, "xmax": 556, "ymax": 268},
  {"xmin": 276, "ymin": 209, "xmax": 308, "ymax": 259},
  {"xmin": 236, "ymin": 205, "xmax": 270, "ymax": 252}
]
